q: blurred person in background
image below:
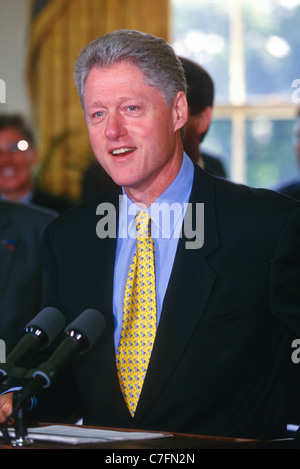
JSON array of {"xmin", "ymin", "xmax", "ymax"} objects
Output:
[
  {"xmin": 277, "ymin": 107, "xmax": 300, "ymax": 201},
  {"xmin": 0, "ymin": 200, "xmax": 56, "ymax": 353},
  {"xmin": 180, "ymin": 56, "xmax": 226, "ymax": 178},
  {"xmin": 0, "ymin": 114, "xmax": 72, "ymax": 213}
]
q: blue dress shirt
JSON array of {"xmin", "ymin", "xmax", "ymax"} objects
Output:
[{"xmin": 113, "ymin": 153, "xmax": 194, "ymax": 349}]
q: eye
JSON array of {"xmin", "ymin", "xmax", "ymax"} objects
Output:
[
  {"xmin": 123, "ymin": 105, "xmax": 143, "ymax": 117},
  {"xmin": 94, "ymin": 111, "xmax": 104, "ymax": 118},
  {"xmin": 89, "ymin": 110, "xmax": 106, "ymax": 124},
  {"xmin": 127, "ymin": 105, "xmax": 137, "ymax": 112}
]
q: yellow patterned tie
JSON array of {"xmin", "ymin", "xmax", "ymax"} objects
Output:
[{"xmin": 116, "ymin": 210, "xmax": 157, "ymax": 417}]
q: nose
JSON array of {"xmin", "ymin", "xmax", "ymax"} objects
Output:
[
  {"xmin": 104, "ymin": 112, "xmax": 127, "ymax": 140},
  {"xmin": 0, "ymin": 148, "xmax": 13, "ymax": 161}
]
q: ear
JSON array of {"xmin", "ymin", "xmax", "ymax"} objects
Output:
[
  {"xmin": 173, "ymin": 91, "xmax": 188, "ymax": 132},
  {"xmin": 195, "ymin": 106, "xmax": 213, "ymax": 135}
]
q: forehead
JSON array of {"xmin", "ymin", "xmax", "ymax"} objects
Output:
[
  {"xmin": 0, "ymin": 126, "xmax": 25, "ymax": 141},
  {"xmin": 83, "ymin": 62, "xmax": 166, "ymax": 107},
  {"xmin": 85, "ymin": 62, "xmax": 149, "ymax": 91}
]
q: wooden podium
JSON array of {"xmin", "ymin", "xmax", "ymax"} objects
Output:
[{"xmin": 0, "ymin": 423, "xmax": 297, "ymax": 449}]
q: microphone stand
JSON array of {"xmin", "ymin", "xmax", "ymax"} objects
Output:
[
  {"xmin": 0, "ymin": 332, "xmax": 84, "ymax": 446},
  {"xmin": 0, "ymin": 364, "xmax": 34, "ymax": 447},
  {"xmin": 10, "ymin": 391, "xmax": 33, "ymax": 447},
  {"xmin": 0, "ymin": 310, "xmax": 106, "ymax": 446}
]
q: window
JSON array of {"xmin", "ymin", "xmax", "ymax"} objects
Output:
[{"xmin": 171, "ymin": 0, "xmax": 300, "ymax": 189}]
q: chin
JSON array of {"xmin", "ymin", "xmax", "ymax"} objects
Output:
[{"xmin": 108, "ymin": 171, "xmax": 138, "ymax": 189}]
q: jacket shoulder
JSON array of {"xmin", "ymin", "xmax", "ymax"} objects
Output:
[
  {"xmin": 196, "ymin": 166, "xmax": 300, "ymax": 216},
  {"xmin": 0, "ymin": 200, "xmax": 56, "ymax": 226},
  {"xmin": 46, "ymin": 190, "xmax": 121, "ymax": 238}
]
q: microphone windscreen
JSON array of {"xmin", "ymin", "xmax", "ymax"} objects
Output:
[
  {"xmin": 25, "ymin": 307, "xmax": 66, "ymax": 346},
  {"xmin": 65, "ymin": 309, "xmax": 106, "ymax": 350}
]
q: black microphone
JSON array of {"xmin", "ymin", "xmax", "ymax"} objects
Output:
[
  {"xmin": 14, "ymin": 309, "xmax": 106, "ymax": 408},
  {"xmin": 0, "ymin": 307, "xmax": 65, "ymax": 381}
]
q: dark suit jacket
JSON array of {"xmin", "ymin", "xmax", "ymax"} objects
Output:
[
  {"xmin": 277, "ymin": 179, "xmax": 300, "ymax": 202},
  {"xmin": 31, "ymin": 188, "xmax": 73, "ymax": 213},
  {"xmin": 41, "ymin": 164, "xmax": 300, "ymax": 439},
  {"xmin": 0, "ymin": 201, "xmax": 56, "ymax": 353},
  {"xmin": 202, "ymin": 152, "xmax": 226, "ymax": 178}
]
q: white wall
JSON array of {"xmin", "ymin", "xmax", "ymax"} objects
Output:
[{"xmin": 0, "ymin": 0, "xmax": 31, "ymax": 118}]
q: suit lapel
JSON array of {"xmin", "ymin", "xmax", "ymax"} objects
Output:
[
  {"xmin": 76, "ymin": 234, "xmax": 117, "ymax": 320},
  {"xmin": 70, "ymin": 192, "xmax": 133, "ymax": 423},
  {"xmin": 135, "ymin": 166, "xmax": 220, "ymax": 422},
  {"xmin": 72, "ymin": 192, "xmax": 120, "ymax": 319}
]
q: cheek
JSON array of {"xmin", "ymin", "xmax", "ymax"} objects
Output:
[
  {"xmin": 16, "ymin": 158, "xmax": 32, "ymax": 171},
  {"xmin": 88, "ymin": 129, "xmax": 103, "ymax": 154},
  {"xmin": 88, "ymin": 127, "xmax": 97, "ymax": 144}
]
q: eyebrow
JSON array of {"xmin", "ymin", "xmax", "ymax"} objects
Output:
[
  {"xmin": 86, "ymin": 100, "xmax": 105, "ymax": 109},
  {"xmin": 87, "ymin": 95, "xmax": 146, "ymax": 108}
]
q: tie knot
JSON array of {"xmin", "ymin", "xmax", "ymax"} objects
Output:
[{"xmin": 136, "ymin": 210, "xmax": 151, "ymax": 238}]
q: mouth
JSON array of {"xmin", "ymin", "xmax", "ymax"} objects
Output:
[
  {"xmin": 110, "ymin": 147, "xmax": 137, "ymax": 157},
  {"xmin": 0, "ymin": 167, "xmax": 17, "ymax": 178}
]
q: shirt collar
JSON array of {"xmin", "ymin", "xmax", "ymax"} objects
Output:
[
  {"xmin": 118, "ymin": 153, "xmax": 194, "ymax": 239},
  {"xmin": 0, "ymin": 190, "xmax": 33, "ymax": 204}
]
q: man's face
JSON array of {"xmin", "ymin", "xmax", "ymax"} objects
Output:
[
  {"xmin": 83, "ymin": 61, "xmax": 187, "ymax": 204},
  {"xmin": 0, "ymin": 127, "xmax": 36, "ymax": 199}
]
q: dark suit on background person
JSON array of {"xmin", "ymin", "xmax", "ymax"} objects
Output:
[
  {"xmin": 40, "ymin": 163, "xmax": 300, "ymax": 439},
  {"xmin": 277, "ymin": 107, "xmax": 300, "ymax": 201},
  {"xmin": 0, "ymin": 201, "xmax": 56, "ymax": 353}
]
